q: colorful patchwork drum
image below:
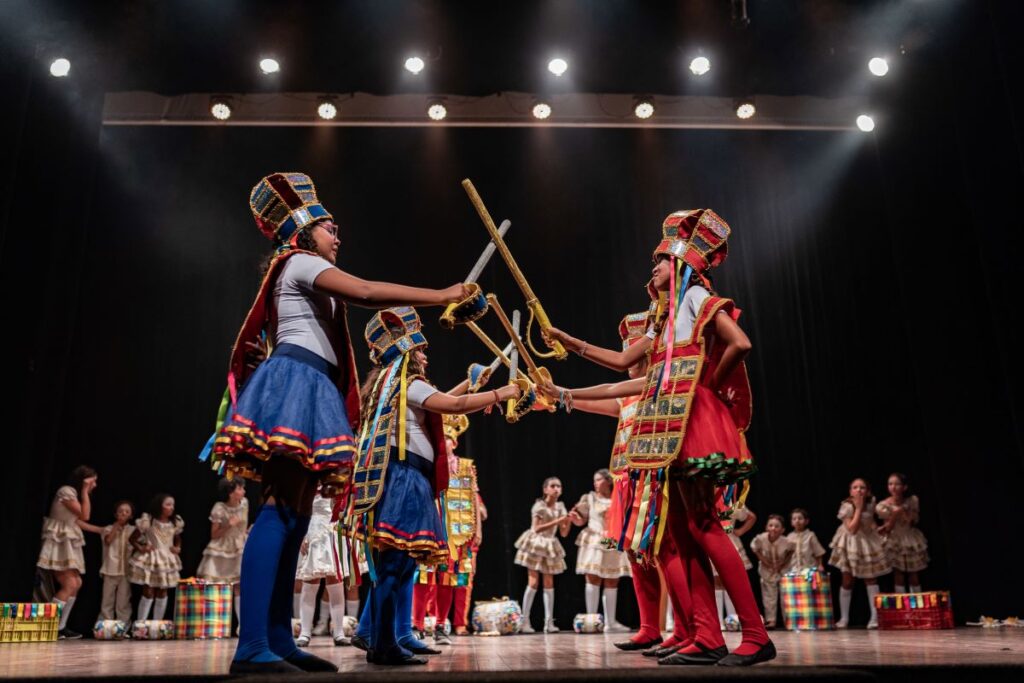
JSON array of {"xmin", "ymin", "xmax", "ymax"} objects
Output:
[
  {"xmin": 573, "ymin": 613, "xmax": 605, "ymax": 633},
  {"xmin": 876, "ymin": 591, "xmax": 954, "ymax": 630},
  {"xmin": 780, "ymin": 568, "xmax": 834, "ymax": 631},
  {"xmin": 132, "ymin": 619, "xmax": 175, "ymax": 640},
  {"xmin": 471, "ymin": 597, "xmax": 523, "ymax": 635},
  {"xmin": 92, "ymin": 619, "xmax": 129, "ymax": 640},
  {"xmin": 174, "ymin": 579, "xmax": 232, "ymax": 639}
]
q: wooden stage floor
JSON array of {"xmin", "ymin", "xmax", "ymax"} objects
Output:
[{"xmin": 1, "ymin": 629, "xmax": 1022, "ymax": 681}]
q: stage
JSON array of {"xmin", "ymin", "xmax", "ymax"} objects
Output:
[{"xmin": 1, "ymin": 629, "xmax": 1022, "ymax": 682}]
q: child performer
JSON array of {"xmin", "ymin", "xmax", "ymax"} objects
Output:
[
  {"xmin": 349, "ymin": 308, "xmax": 520, "ymax": 665},
  {"xmin": 294, "ymin": 493, "xmax": 357, "ymax": 646},
  {"xmin": 197, "ymin": 478, "xmax": 249, "ymax": 624},
  {"xmin": 828, "ymin": 478, "xmax": 891, "ymax": 628},
  {"xmin": 569, "ymin": 312, "xmax": 698, "ymax": 656},
  {"xmin": 97, "ymin": 501, "xmax": 135, "ymax": 625},
  {"xmin": 876, "ymin": 473, "xmax": 929, "ymax": 593},
  {"xmin": 544, "ymin": 210, "xmax": 773, "ymax": 666},
  {"xmin": 206, "ymin": 172, "xmax": 469, "ymax": 674},
  {"xmin": 36, "ymin": 465, "xmax": 98, "ymax": 639},
  {"xmin": 785, "ymin": 508, "xmax": 826, "ymax": 572},
  {"xmin": 715, "ymin": 504, "xmax": 756, "ymax": 630},
  {"xmin": 569, "ymin": 468, "xmax": 632, "ymax": 632},
  {"xmin": 749, "ymin": 515, "xmax": 794, "ymax": 628},
  {"xmin": 515, "ymin": 477, "xmax": 572, "ymax": 633},
  {"xmin": 128, "ymin": 494, "xmax": 184, "ymax": 623}
]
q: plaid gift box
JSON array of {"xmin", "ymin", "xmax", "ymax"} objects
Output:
[
  {"xmin": 174, "ymin": 578, "xmax": 232, "ymax": 639},
  {"xmin": 876, "ymin": 591, "xmax": 953, "ymax": 630},
  {"xmin": 780, "ymin": 568, "xmax": 834, "ymax": 631}
]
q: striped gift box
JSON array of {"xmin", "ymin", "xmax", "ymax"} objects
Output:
[
  {"xmin": 174, "ymin": 578, "xmax": 232, "ymax": 639},
  {"xmin": 780, "ymin": 568, "xmax": 834, "ymax": 631}
]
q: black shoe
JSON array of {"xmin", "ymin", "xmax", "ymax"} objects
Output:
[
  {"xmin": 350, "ymin": 634, "xmax": 370, "ymax": 652},
  {"xmin": 285, "ymin": 651, "xmax": 339, "ymax": 672},
  {"xmin": 658, "ymin": 643, "xmax": 729, "ymax": 666},
  {"xmin": 367, "ymin": 647, "xmax": 428, "ymax": 665},
  {"xmin": 58, "ymin": 628, "xmax": 83, "ymax": 640},
  {"xmin": 643, "ymin": 644, "xmax": 682, "ymax": 658},
  {"xmin": 614, "ymin": 636, "xmax": 662, "ymax": 651},
  {"xmin": 229, "ymin": 658, "xmax": 303, "ymax": 674},
  {"xmin": 717, "ymin": 640, "xmax": 777, "ymax": 667},
  {"xmin": 405, "ymin": 643, "xmax": 442, "ymax": 655}
]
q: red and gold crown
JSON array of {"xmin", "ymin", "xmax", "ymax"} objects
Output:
[
  {"xmin": 249, "ymin": 172, "xmax": 333, "ymax": 243},
  {"xmin": 618, "ymin": 311, "xmax": 649, "ymax": 350},
  {"xmin": 653, "ymin": 209, "xmax": 730, "ymax": 272}
]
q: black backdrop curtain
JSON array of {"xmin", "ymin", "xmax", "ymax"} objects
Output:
[{"xmin": 2, "ymin": 2, "xmax": 1022, "ymax": 634}]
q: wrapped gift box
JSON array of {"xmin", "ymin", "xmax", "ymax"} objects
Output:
[
  {"xmin": 93, "ymin": 619, "xmax": 129, "ymax": 640},
  {"xmin": 471, "ymin": 597, "xmax": 523, "ymax": 635},
  {"xmin": 876, "ymin": 591, "xmax": 954, "ymax": 630},
  {"xmin": 0, "ymin": 603, "xmax": 60, "ymax": 643},
  {"xmin": 780, "ymin": 568, "xmax": 835, "ymax": 631},
  {"xmin": 174, "ymin": 578, "xmax": 232, "ymax": 639},
  {"xmin": 132, "ymin": 619, "xmax": 175, "ymax": 640},
  {"xmin": 573, "ymin": 613, "xmax": 605, "ymax": 633}
]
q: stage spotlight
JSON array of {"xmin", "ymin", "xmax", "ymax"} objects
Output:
[
  {"xmin": 634, "ymin": 99, "xmax": 655, "ymax": 119},
  {"xmin": 317, "ymin": 99, "xmax": 338, "ymax": 120},
  {"xmin": 736, "ymin": 102, "xmax": 756, "ymax": 119},
  {"xmin": 210, "ymin": 98, "xmax": 233, "ymax": 121},
  {"xmin": 868, "ymin": 57, "xmax": 889, "ymax": 77},
  {"xmin": 689, "ymin": 56, "xmax": 711, "ymax": 76},
  {"xmin": 49, "ymin": 58, "xmax": 71, "ymax": 77},
  {"xmin": 856, "ymin": 114, "xmax": 875, "ymax": 132},
  {"xmin": 259, "ymin": 58, "xmax": 280, "ymax": 74},
  {"xmin": 404, "ymin": 56, "xmax": 425, "ymax": 74},
  {"xmin": 548, "ymin": 58, "xmax": 568, "ymax": 76},
  {"xmin": 532, "ymin": 102, "xmax": 552, "ymax": 120},
  {"xmin": 427, "ymin": 101, "xmax": 448, "ymax": 121}
]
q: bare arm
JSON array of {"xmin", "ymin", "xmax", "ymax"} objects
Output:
[
  {"xmin": 557, "ymin": 377, "xmax": 645, "ymax": 401},
  {"xmin": 708, "ymin": 313, "xmax": 752, "ymax": 391},
  {"xmin": 734, "ymin": 510, "xmax": 757, "ymax": 537},
  {"xmin": 103, "ymin": 527, "xmax": 117, "ymax": 545},
  {"xmin": 314, "ymin": 268, "xmax": 466, "ymax": 309},
  {"xmin": 845, "ymin": 501, "xmax": 864, "ymax": 533},
  {"xmin": 532, "ymin": 515, "xmax": 567, "ymax": 533},
  {"xmin": 76, "ymin": 520, "xmax": 105, "ymax": 535},
  {"xmin": 572, "ymin": 398, "xmax": 622, "ymax": 418},
  {"xmin": 422, "ymin": 384, "xmax": 520, "ymax": 415},
  {"xmin": 210, "ymin": 521, "xmax": 226, "ymax": 540},
  {"xmin": 545, "ymin": 327, "xmax": 652, "ymax": 373},
  {"xmin": 558, "ymin": 516, "xmax": 572, "ymax": 537}
]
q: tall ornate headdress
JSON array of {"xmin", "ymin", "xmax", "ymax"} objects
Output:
[{"xmin": 249, "ymin": 172, "xmax": 333, "ymax": 244}]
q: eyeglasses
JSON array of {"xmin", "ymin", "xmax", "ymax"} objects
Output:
[{"xmin": 317, "ymin": 223, "xmax": 339, "ymax": 238}]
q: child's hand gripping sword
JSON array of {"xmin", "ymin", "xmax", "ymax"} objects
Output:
[
  {"xmin": 487, "ymin": 293, "xmax": 556, "ymax": 415},
  {"xmin": 503, "ymin": 310, "xmax": 538, "ymax": 423},
  {"xmin": 461, "ymin": 178, "xmax": 567, "ymax": 360},
  {"xmin": 438, "ymin": 219, "xmax": 511, "ymax": 330}
]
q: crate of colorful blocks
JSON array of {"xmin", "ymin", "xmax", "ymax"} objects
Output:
[
  {"xmin": 876, "ymin": 591, "xmax": 954, "ymax": 630},
  {"xmin": 174, "ymin": 578, "xmax": 232, "ymax": 639},
  {"xmin": 0, "ymin": 603, "xmax": 60, "ymax": 643},
  {"xmin": 780, "ymin": 568, "xmax": 834, "ymax": 631}
]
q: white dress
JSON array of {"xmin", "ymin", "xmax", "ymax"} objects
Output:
[
  {"xmin": 828, "ymin": 501, "xmax": 891, "ymax": 579},
  {"xmin": 296, "ymin": 495, "xmax": 341, "ymax": 581},
  {"xmin": 196, "ymin": 500, "xmax": 249, "ymax": 583},
  {"xmin": 573, "ymin": 492, "xmax": 631, "ymax": 579},
  {"xmin": 128, "ymin": 514, "xmax": 185, "ymax": 588},
  {"xmin": 37, "ymin": 486, "xmax": 86, "ymax": 573},
  {"xmin": 514, "ymin": 501, "xmax": 567, "ymax": 575},
  {"xmin": 876, "ymin": 496, "xmax": 929, "ymax": 573}
]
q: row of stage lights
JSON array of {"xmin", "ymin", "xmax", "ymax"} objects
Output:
[{"xmin": 49, "ymin": 54, "xmax": 886, "ymax": 131}]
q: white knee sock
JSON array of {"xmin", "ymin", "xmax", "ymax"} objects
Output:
[
  {"xmin": 665, "ymin": 600, "xmax": 674, "ymax": 632},
  {"xmin": 57, "ymin": 597, "xmax": 75, "ymax": 630},
  {"xmin": 326, "ymin": 583, "xmax": 346, "ymax": 638},
  {"xmin": 346, "ymin": 599, "xmax": 360, "ymax": 618},
  {"xmin": 543, "ymin": 588, "xmax": 555, "ymax": 623},
  {"xmin": 137, "ymin": 596, "xmax": 153, "ymax": 622},
  {"xmin": 292, "ymin": 592, "xmax": 301, "ymax": 618},
  {"xmin": 715, "ymin": 589, "xmax": 725, "ymax": 625},
  {"xmin": 910, "ymin": 584, "xmax": 922, "ymax": 594},
  {"xmin": 585, "ymin": 583, "xmax": 600, "ymax": 614},
  {"xmin": 299, "ymin": 583, "xmax": 318, "ymax": 637},
  {"xmin": 723, "ymin": 591, "xmax": 736, "ymax": 617},
  {"xmin": 839, "ymin": 587, "xmax": 852, "ymax": 624},
  {"xmin": 521, "ymin": 586, "xmax": 538, "ymax": 622},
  {"xmin": 152, "ymin": 596, "xmax": 168, "ymax": 621},
  {"xmin": 866, "ymin": 585, "xmax": 880, "ymax": 623},
  {"xmin": 603, "ymin": 587, "xmax": 618, "ymax": 626},
  {"xmin": 234, "ymin": 596, "xmax": 241, "ymax": 622}
]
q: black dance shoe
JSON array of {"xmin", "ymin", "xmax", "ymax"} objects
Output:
[
  {"xmin": 367, "ymin": 647, "xmax": 428, "ymax": 666},
  {"xmin": 717, "ymin": 640, "xmax": 777, "ymax": 667},
  {"xmin": 613, "ymin": 636, "xmax": 662, "ymax": 651},
  {"xmin": 658, "ymin": 643, "xmax": 729, "ymax": 665},
  {"xmin": 229, "ymin": 658, "xmax": 303, "ymax": 674},
  {"xmin": 642, "ymin": 644, "xmax": 682, "ymax": 658},
  {"xmin": 58, "ymin": 628, "xmax": 83, "ymax": 640},
  {"xmin": 350, "ymin": 634, "xmax": 370, "ymax": 651},
  {"xmin": 285, "ymin": 651, "xmax": 339, "ymax": 672}
]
